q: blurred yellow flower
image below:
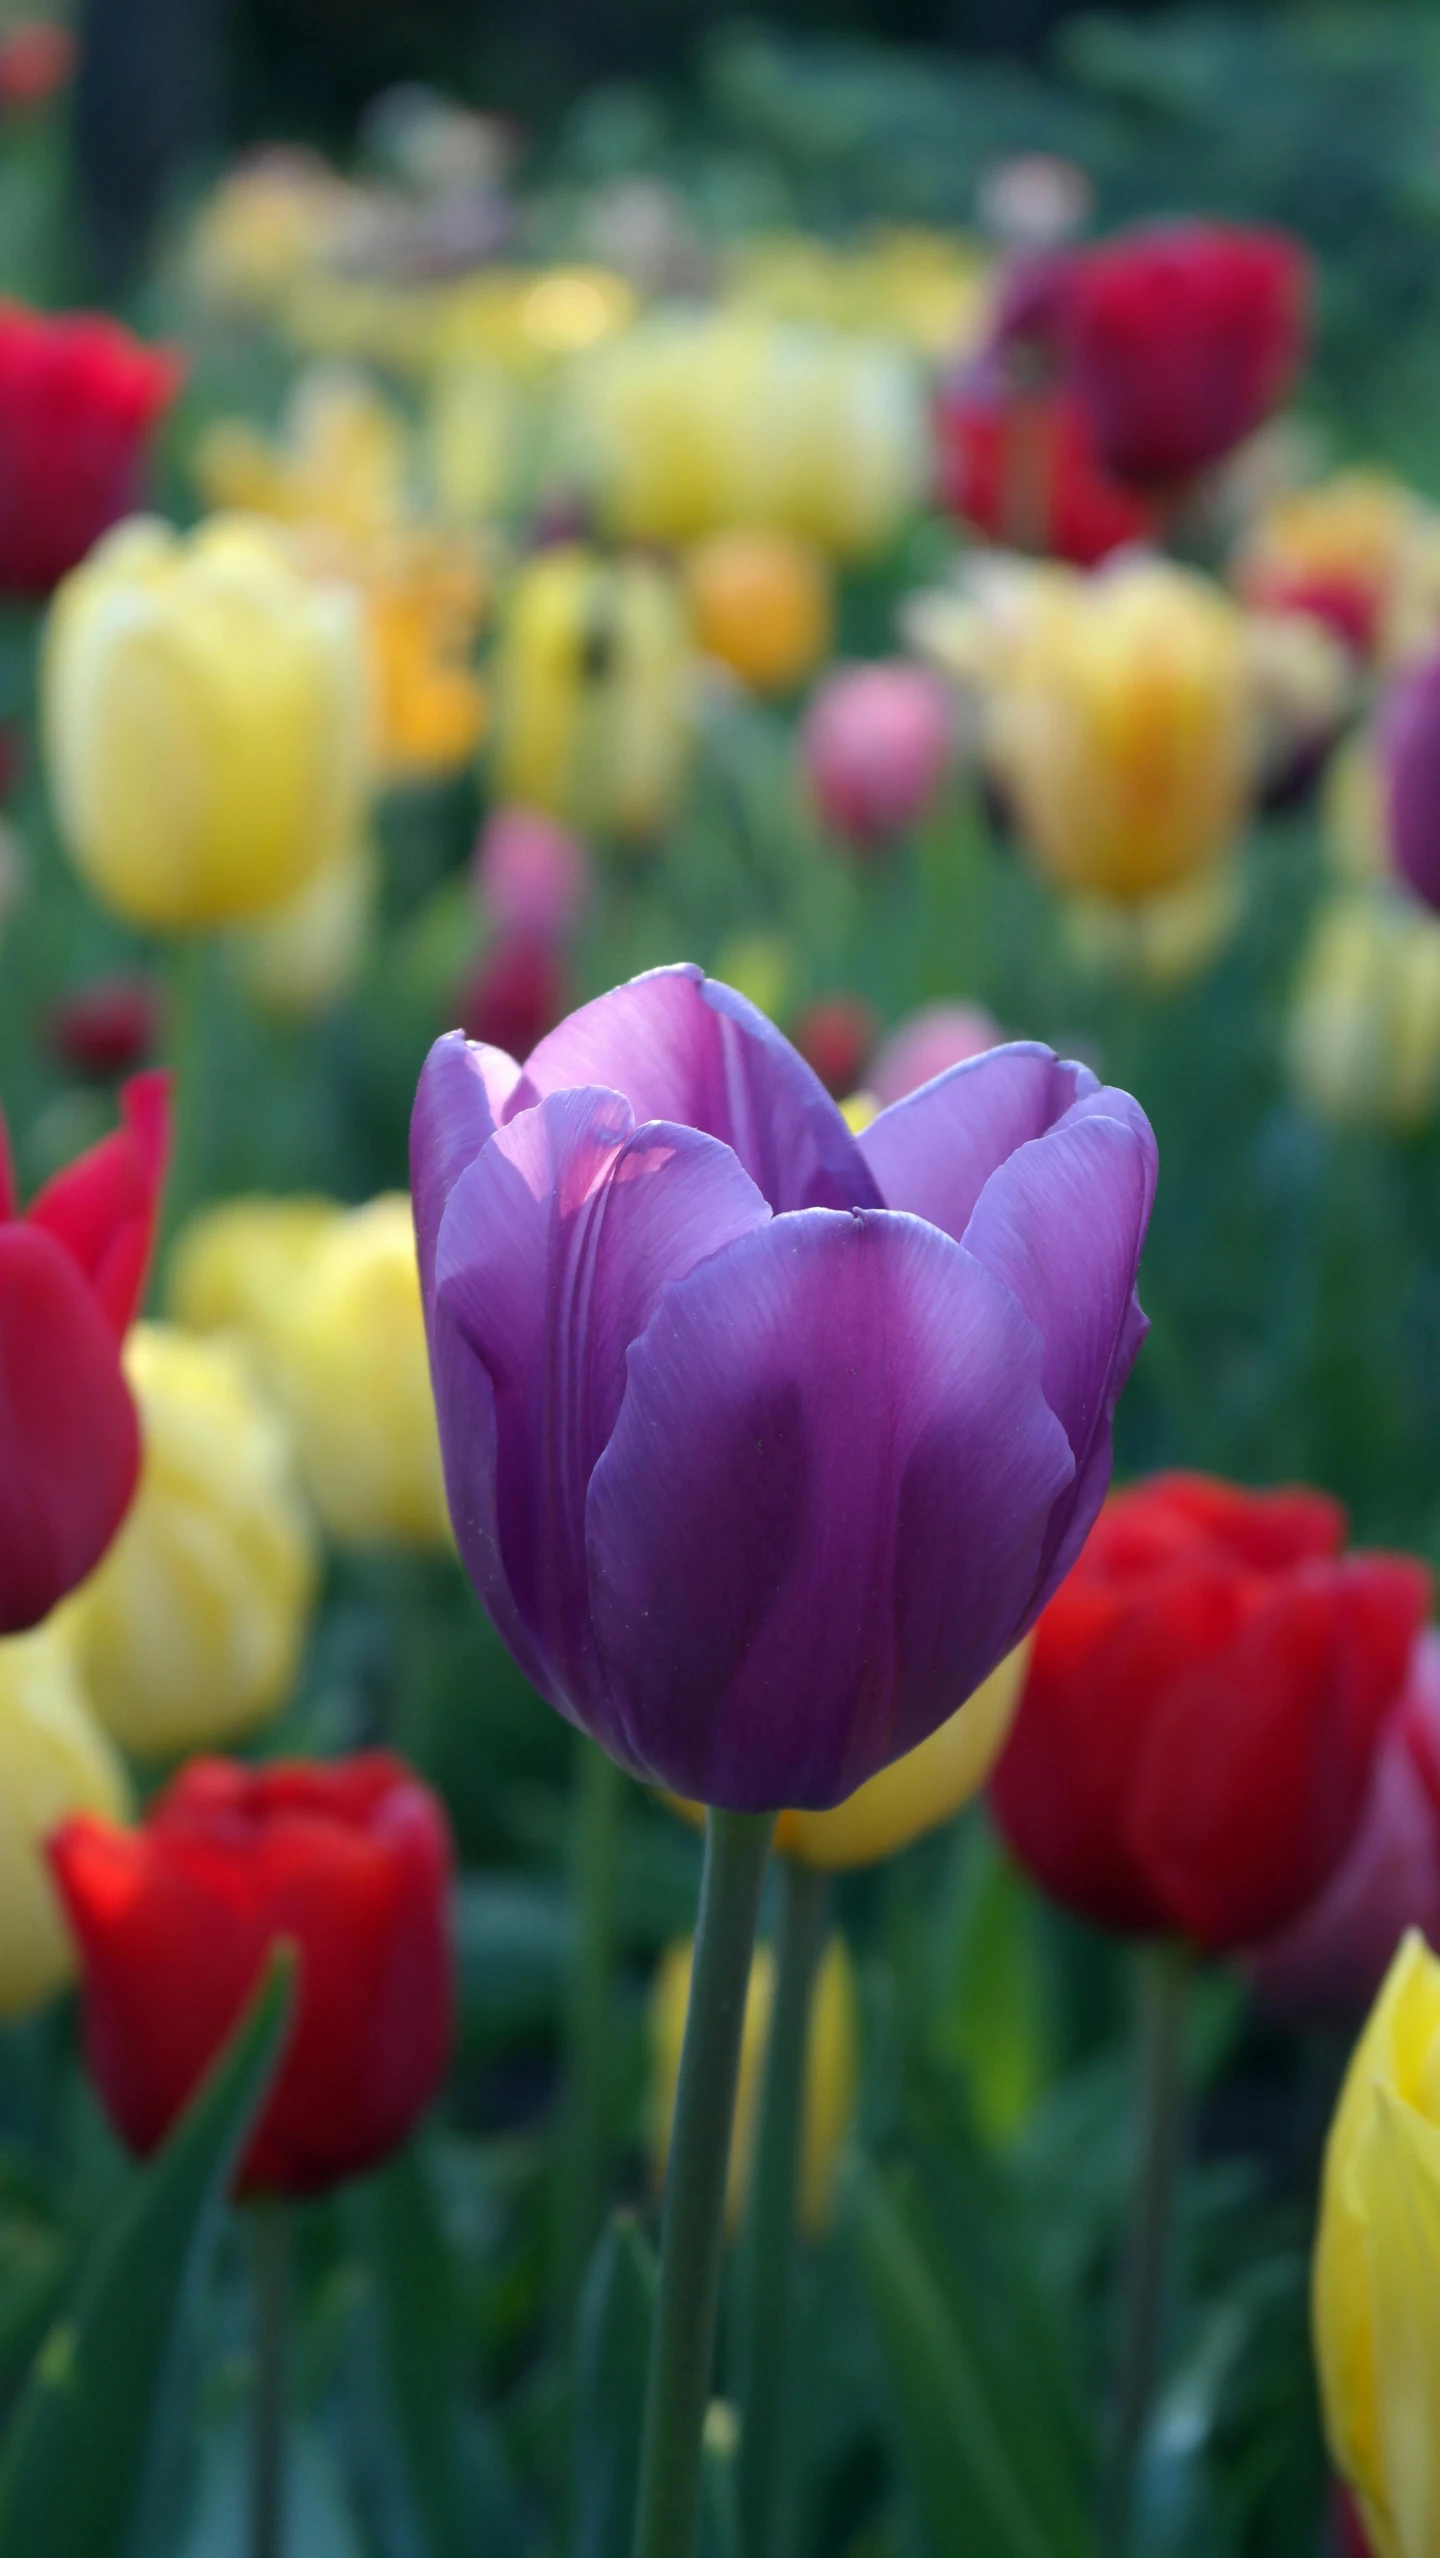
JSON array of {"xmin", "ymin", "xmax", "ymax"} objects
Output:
[
  {"xmin": 711, "ymin": 932, "xmax": 793, "ymax": 1026},
  {"xmin": 267, "ymin": 1195, "xmax": 451, "ymax": 1552},
  {"xmin": 650, "ymin": 1933, "xmax": 858, "ymax": 2237},
  {"xmin": 493, "ymin": 544, "xmax": 692, "ymax": 841},
  {"xmin": 1286, "ymin": 890, "xmax": 1440, "ymax": 1134},
  {"xmin": 43, "ymin": 516, "xmax": 370, "ymax": 932},
  {"xmin": 361, "ymin": 528, "xmax": 490, "ymax": 779},
  {"xmin": 428, "ymin": 361, "xmax": 523, "ymax": 524},
  {"xmin": 987, "ymin": 558, "xmax": 1251, "ymax": 903},
  {"xmin": 573, "ymin": 312, "xmax": 925, "ymax": 559},
  {"xmin": 685, "ymin": 528, "xmax": 832, "ymax": 696},
  {"xmin": 1233, "ymin": 469, "xmax": 1425, "ymax": 656},
  {"xmin": 194, "ymin": 366, "xmax": 410, "ymax": 542},
  {"xmin": 0, "ymin": 1620, "xmax": 127, "ymax": 2019},
  {"xmin": 727, "ymin": 227, "xmax": 989, "ymax": 358},
  {"xmin": 1324, "ymin": 732, "xmax": 1391, "ymax": 889},
  {"xmin": 183, "ymin": 151, "xmax": 369, "ymax": 318},
  {"xmin": 231, "ymin": 835, "xmax": 378, "ymax": 1019},
  {"xmin": 1315, "ymin": 1932, "xmax": 1440, "ymax": 2558},
  {"xmin": 167, "ymin": 1194, "xmax": 343, "ymax": 1348},
  {"xmin": 1063, "ymin": 863, "xmax": 1244, "ymax": 991},
  {"xmin": 62, "ymin": 1325, "xmax": 317, "ymax": 1756}
]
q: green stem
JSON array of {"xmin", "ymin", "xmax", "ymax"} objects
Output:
[
  {"xmin": 249, "ymin": 2201, "xmax": 290, "ymax": 2558},
  {"xmin": 1108, "ymin": 1939, "xmax": 1190, "ymax": 2552},
  {"xmin": 154, "ymin": 933, "xmax": 221, "ymax": 1287},
  {"xmin": 553, "ymin": 1733, "xmax": 624, "ymax": 2324},
  {"xmin": 736, "ymin": 1855, "xmax": 830, "ymax": 2558},
  {"xmin": 632, "ymin": 1808, "xmax": 776, "ymax": 2558}
]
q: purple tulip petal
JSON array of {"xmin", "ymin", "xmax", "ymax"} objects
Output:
[
  {"xmin": 435, "ymin": 1086, "xmax": 770, "ymax": 1716},
  {"xmin": 515, "ymin": 965, "xmax": 878, "ymax": 1213},
  {"xmin": 858, "ymin": 1043, "xmax": 1098, "ymax": 1243},
  {"xmin": 411, "ymin": 1032, "xmax": 525, "ymax": 1313},
  {"xmin": 585, "ymin": 1208, "xmax": 1075, "ymax": 1809},
  {"xmin": 428, "ymin": 1294, "xmax": 553, "ymax": 1700}
]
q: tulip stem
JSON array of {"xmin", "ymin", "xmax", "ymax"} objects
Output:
[
  {"xmin": 736, "ymin": 1853, "xmax": 831, "ymax": 2558},
  {"xmin": 633, "ymin": 1807, "xmax": 776, "ymax": 2558},
  {"xmin": 1109, "ymin": 1938, "xmax": 1190, "ymax": 2552},
  {"xmin": 554, "ymin": 1733, "xmax": 624, "ymax": 2325},
  {"xmin": 157, "ymin": 933, "xmax": 221, "ymax": 1277},
  {"xmin": 249, "ymin": 2200, "xmax": 291, "ymax": 2558}
]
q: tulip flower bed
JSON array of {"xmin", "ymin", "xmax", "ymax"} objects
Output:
[{"xmin": 7, "ymin": 17, "xmax": 1440, "ymax": 2558}]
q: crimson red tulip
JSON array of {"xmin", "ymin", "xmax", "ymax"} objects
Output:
[
  {"xmin": 0, "ymin": 1069, "xmax": 168, "ymax": 1634},
  {"xmin": 47, "ymin": 974, "xmax": 162, "ymax": 1079},
  {"xmin": 1065, "ymin": 223, "xmax": 1309, "ymax": 487},
  {"xmin": 990, "ymin": 1473, "xmax": 1430, "ymax": 1953},
  {"xmin": 458, "ymin": 933, "xmax": 569, "ymax": 1058},
  {"xmin": 0, "ymin": 302, "xmax": 182, "ymax": 596},
  {"xmin": 934, "ymin": 358, "xmax": 1154, "ymax": 566},
  {"xmin": 49, "ymin": 1754, "xmax": 453, "ymax": 2197}
]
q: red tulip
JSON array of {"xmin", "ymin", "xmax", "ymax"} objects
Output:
[
  {"xmin": 49, "ymin": 1754, "xmax": 453, "ymax": 2197},
  {"xmin": 0, "ymin": 302, "xmax": 183, "ymax": 596},
  {"xmin": 0, "ymin": 1069, "xmax": 168, "ymax": 1635},
  {"xmin": 790, "ymin": 994, "xmax": 878, "ymax": 1100},
  {"xmin": 1067, "ymin": 223, "xmax": 1309, "ymax": 487},
  {"xmin": 934, "ymin": 357, "xmax": 1153, "ymax": 567},
  {"xmin": 990, "ymin": 1473, "xmax": 1430, "ymax": 1953},
  {"xmin": 1249, "ymin": 1629, "xmax": 1440, "ymax": 2022},
  {"xmin": 458, "ymin": 932, "xmax": 568, "ymax": 1059}
]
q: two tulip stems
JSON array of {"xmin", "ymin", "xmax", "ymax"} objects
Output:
[
  {"xmin": 249, "ymin": 2200, "xmax": 291, "ymax": 2558},
  {"xmin": 1108, "ymin": 1938, "xmax": 1191, "ymax": 2552},
  {"xmin": 554, "ymin": 1734, "xmax": 624, "ymax": 2324},
  {"xmin": 735, "ymin": 1854, "xmax": 831, "ymax": 2558},
  {"xmin": 632, "ymin": 1807, "xmax": 776, "ymax": 2558}
]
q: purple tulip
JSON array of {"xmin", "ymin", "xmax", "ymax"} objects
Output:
[
  {"xmin": 411, "ymin": 965, "xmax": 1156, "ymax": 1810},
  {"xmin": 1381, "ymin": 646, "xmax": 1440, "ymax": 911},
  {"xmin": 1248, "ymin": 1627, "xmax": 1440, "ymax": 2024}
]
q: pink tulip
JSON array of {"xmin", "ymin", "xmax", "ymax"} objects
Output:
[
  {"xmin": 802, "ymin": 663, "xmax": 954, "ymax": 853},
  {"xmin": 473, "ymin": 806, "xmax": 592, "ymax": 943},
  {"xmin": 871, "ymin": 1003, "xmax": 1004, "ymax": 1107}
]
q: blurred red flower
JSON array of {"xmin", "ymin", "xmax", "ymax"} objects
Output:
[
  {"xmin": 0, "ymin": 21, "xmax": 75, "ymax": 110},
  {"xmin": 458, "ymin": 932, "xmax": 568, "ymax": 1059},
  {"xmin": 0, "ymin": 1069, "xmax": 168, "ymax": 1634},
  {"xmin": 0, "ymin": 303, "xmax": 182, "ymax": 595},
  {"xmin": 1066, "ymin": 223, "xmax": 1309, "ymax": 487},
  {"xmin": 49, "ymin": 1754, "xmax": 454, "ymax": 2197},
  {"xmin": 934, "ymin": 358, "xmax": 1154, "ymax": 566},
  {"xmin": 47, "ymin": 974, "xmax": 162, "ymax": 1079},
  {"xmin": 990, "ymin": 1472, "xmax": 1430, "ymax": 1952},
  {"xmin": 790, "ymin": 994, "xmax": 877, "ymax": 1100}
]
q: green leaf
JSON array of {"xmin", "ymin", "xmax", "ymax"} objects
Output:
[
  {"xmin": 851, "ymin": 2158, "xmax": 1097, "ymax": 2558},
  {"xmin": 573, "ymin": 2211, "xmax": 656, "ymax": 2558},
  {"xmin": 363, "ymin": 2142, "xmax": 524, "ymax": 2558},
  {"xmin": 0, "ymin": 1948, "xmax": 295, "ymax": 2558}
]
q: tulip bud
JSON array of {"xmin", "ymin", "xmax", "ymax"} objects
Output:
[
  {"xmin": 988, "ymin": 557, "xmax": 1250, "ymax": 903},
  {"xmin": 790, "ymin": 995, "xmax": 877, "ymax": 1100},
  {"xmin": 650, "ymin": 1932, "xmax": 858, "ymax": 2236},
  {"xmin": 473, "ymin": 806, "xmax": 592, "ymax": 943},
  {"xmin": 264, "ymin": 1194, "xmax": 451, "ymax": 1552},
  {"xmin": 870, "ymin": 1002, "xmax": 1003, "ymax": 1106},
  {"xmin": 46, "ymin": 974, "xmax": 162, "ymax": 1079},
  {"xmin": 685, "ymin": 529, "xmax": 832, "ymax": 696},
  {"xmin": 0, "ymin": 1619, "xmax": 126, "ymax": 2018},
  {"xmin": 458, "ymin": 935, "xmax": 568, "ymax": 1061},
  {"xmin": 802, "ymin": 661, "xmax": 953, "ymax": 851},
  {"xmin": 61, "ymin": 1324, "xmax": 317, "ymax": 1756},
  {"xmin": 492, "ymin": 544, "xmax": 692, "ymax": 842},
  {"xmin": 43, "ymin": 516, "xmax": 370, "ymax": 931},
  {"xmin": 0, "ymin": 303, "xmax": 182, "ymax": 597},
  {"xmin": 1380, "ymin": 644, "xmax": 1440, "ymax": 912},
  {"xmin": 1286, "ymin": 891, "xmax": 1440, "ymax": 1133},
  {"xmin": 1315, "ymin": 1932, "xmax": 1440, "ymax": 2558}
]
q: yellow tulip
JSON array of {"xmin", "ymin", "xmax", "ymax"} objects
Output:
[
  {"xmin": 0, "ymin": 1620, "xmax": 127, "ymax": 2019},
  {"xmin": 1314, "ymin": 1932, "xmax": 1440, "ymax": 2558},
  {"xmin": 727, "ymin": 228, "xmax": 989, "ymax": 360},
  {"xmin": 265, "ymin": 1194, "xmax": 451, "ymax": 1552},
  {"xmin": 1233, "ymin": 469, "xmax": 1423, "ymax": 650},
  {"xmin": 1286, "ymin": 891, "xmax": 1440, "ymax": 1133},
  {"xmin": 232, "ymin": 835, "xmax": 377, "ymax": 1019},
  {"xmin": 685, "ymin": 529, "xmax": 832, "ymax": 697},
  {"xmin": 650, "ymin": 1934, "xmax": 858, "ymax": 2237},
  {"xmin": 166, "ymin": 1194, "xmax": 343, "ymax": 1349},
  {"xmin": 361, "ymin": 528, "xmax": 490, "ymax": 781},
  {"xmin": 493, "ymin": 544, "xmax": 692, "ymax": 842},
  {"xmin": 573, "ymin": 312, "xmax": 925, "ymax": 559},
  {"xmin": 43, "ymin": 516, "xmax": 370, "ymax": 932},
  {"xmin": 669, "ymin": 1644, "xmax": 1027, "ymax": 1871},
  {"xmin": 985, "ymin": 557, "xmax": 1251, "ymax": 903},
  {"xmin": 61, "ymin": 1324, "xmax": 317, "ymax": 1756}
]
